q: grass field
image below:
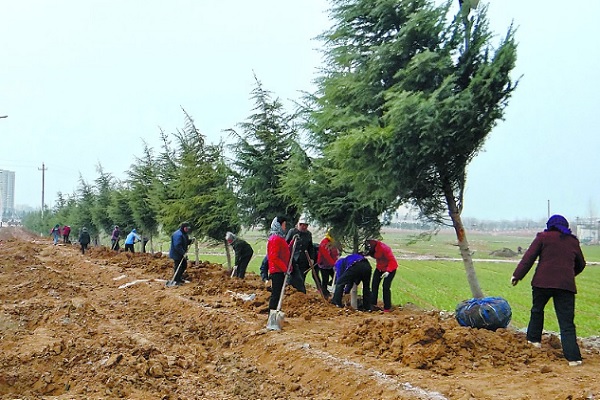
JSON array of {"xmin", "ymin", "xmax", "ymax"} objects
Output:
[{"xmin": 196, "ymin": 228, "xmax": 600, "ymax": 337}]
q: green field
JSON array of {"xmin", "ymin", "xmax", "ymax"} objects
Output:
[{"xmin": 195, "ymin": 229, "xmax": 600, "ymax": 337}]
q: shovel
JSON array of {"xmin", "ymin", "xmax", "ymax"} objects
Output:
[
  {"xmin": 166, "ymin": 257, "xmax": 186, "ymax": 287},
  {"xmin": 266, "ymin": 235, "xmax": 298, "ymax": 331},
  {"xmin": 305, "ymin": 250, "xmax": 327, "ymax": 301}
]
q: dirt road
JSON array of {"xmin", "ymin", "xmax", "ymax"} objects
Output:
[{"xmin": 1, "ymin": 227, "xmax": 599, "ymax": 399}]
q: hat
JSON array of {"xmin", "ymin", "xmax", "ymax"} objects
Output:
[
  {"xmin": 225, "ymin": 232, "xmax": 236, "ymax": 243},
  {"xmin": 298, "ymin": 216, "xmax": 308, "ymax": 225}
]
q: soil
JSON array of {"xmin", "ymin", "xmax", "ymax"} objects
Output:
[{"xmin": 1, "ymin": 226, "xmax": 599, "ymax": 400}]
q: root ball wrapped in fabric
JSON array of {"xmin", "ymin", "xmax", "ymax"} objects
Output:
[{"xmin": 455, "ymin": 296, "xmax": 512, "ymax": 331}]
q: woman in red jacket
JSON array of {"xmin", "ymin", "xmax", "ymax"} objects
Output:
[
  {"xmin": 365, "ymin": 239, "xmax": 398, "ymax": 312},
  {"xmin": 511, "ymin": 214, "xmax": 586, "ymax": 366},
  {"xmin": 267, "ymin": 216, "xmax": 290, "ymax": 311}
]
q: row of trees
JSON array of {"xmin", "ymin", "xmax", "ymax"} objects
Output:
[{"xmin": 24, "ymin": 0, "xmax": 517, "ymax": 298}]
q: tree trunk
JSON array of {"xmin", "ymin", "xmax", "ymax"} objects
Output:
[
  {"xmin": 443, "ymin": 185, "xmax": 485, "ymax": 299},
  {"xmin": 224, "ymin": 239, "xmax": 232, "ymax": 270}
]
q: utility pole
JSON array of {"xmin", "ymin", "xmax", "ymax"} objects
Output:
[{"xmin": 39, "ymin": 163, "xmax": 47, "ymax": 218}]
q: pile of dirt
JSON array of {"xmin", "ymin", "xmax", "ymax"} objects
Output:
[
  {"xmin": 0, "ymin": 227, "xmax": 599, "ymax": 399},
  {"xmin": 489, "ymin": 248, "xmax": 519, "ymax": 257}
]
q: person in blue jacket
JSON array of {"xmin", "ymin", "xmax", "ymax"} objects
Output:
[
  {"xmin": 124, "ymin": 228, "xmax": 142, "ymax": 253},
  {"xmin": 330, "ymin": 252, "xmax": 373, "ymax": 311},
  {"xmin": 169, "ymin": 222, "xmax": 194, "ymax": 285}
]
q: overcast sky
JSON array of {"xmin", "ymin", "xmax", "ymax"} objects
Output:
[{"xmin": 1, "ymin": 0, "xmax": 599, "ymax": 223}]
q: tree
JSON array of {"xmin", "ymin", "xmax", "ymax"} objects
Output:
[
  {"xmin": 226, "ymin": 74, "xmax": 300, "ymax": 232},
  {"xmin": 128, "ymin": 143, "xmax": 160, "ymax": 244},
  {"xmin": 92, "ymin": 164, "xmax": 115, "ymax": 236},
  {"xmin": 315, "ymin": 0, "xmax": 518, "ymax": 298},
  {"xmin": 70, "ymin": 175, "xmax": 99, "ymax": 241},
  {"xmin": 162, "ymin": 109, "xmax": 240, "ymax": 242}
]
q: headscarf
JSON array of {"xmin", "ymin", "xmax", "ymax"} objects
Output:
[
  {"xmin": 269, "ymin": 217, "xmax": 285, "ymax": 238},
  {"xmin": 225, "ymin": 232, "xmax": 236, "ymax": 243},
  {"xmin": 545, "ymin": 214, "xmax": 572, "ymax": 235}
]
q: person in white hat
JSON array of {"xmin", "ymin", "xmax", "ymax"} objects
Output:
[{"xmin": 284, "ymin": 216, "xmax": 315, "ymax": 292}]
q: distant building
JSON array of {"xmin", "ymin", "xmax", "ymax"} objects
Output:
[
  {"xmin": 0, "ymin": 169, "xmax": 16, "ymax": 217},
  {"xmin": 575, "ymin": 217, "xmax": 600, "ymax": 244}
]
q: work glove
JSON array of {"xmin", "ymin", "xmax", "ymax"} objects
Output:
[
  {"xmin": 511, "ymin": 276, "xmax": 518, "ymax": 286},
  {"xmin": 381, "ymin": 272, "xmax": 390, "ymax": 279}
]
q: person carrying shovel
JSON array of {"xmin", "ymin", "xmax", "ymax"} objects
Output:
[
  {"xmin": 267, "ymin": 216, "xmax": 289, "ymax": 310},
  {"xmin": 168, "ymin": 222, "xmax": 193, "ymax": 286}
]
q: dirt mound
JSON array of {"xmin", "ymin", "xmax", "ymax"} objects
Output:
[
  {"xmin": 489, "ymin": 247, "xmax": 518, "ymax": 257},
  {"xmin": 1, "ymin": 228, "xmax": 599, "ymax": 399}
]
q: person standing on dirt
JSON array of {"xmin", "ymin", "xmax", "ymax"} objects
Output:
[
  {"xmin": 169, "ymin": 222, "xmax": 193, "ymax": 285},
  {"xmin": 78, "ymin": 227, "xmax": 91, "ymax": 254},
  {"xmin": 317, "ymin": 229, "xmax": 340, "ymax": 299},
  {"xmin": 62, "ymin": 225, "xmax": 71, "ymax": 244},
  {"xmin": 285, "ymin": 216, "xmax": 313, "ymax": 291},
  {"xmin": 110, "ymin": 225, "xmax": 121, "ymax": 251},
  {"xmin": 124, "ymin": 228, "xmax": 141, "ymax": 253},
  {"xmin": 365, "ymin": 239, "xmax": 398, "ymax": 312},
  {"xmin": 267, "ymin": 216, "xmax": 292, "ymax": 311},
  {"xmin": 50, "ymin": 224, "xmax": 61, "ymax": 245},
  {"xmin": 511, "ymin": 214, "xmax": 586, "ymax": 366},
  {"xmin": 330, "ymin": 253, "xmax": 372, "ymax": 311},
  {"xmin": 226, "ymin": 232, "xmax": 254, "ymax": 279}
]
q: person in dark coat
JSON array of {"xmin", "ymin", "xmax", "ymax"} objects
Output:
[
  {"xmin": 226, "ymin": 232, "xmax": 254, "ymax": 279},
  {"xmin": 330, "ymin": 253, "xmax": 372, "ymax": 311},
  {"xmin": 511, "ymin": 214, "xmax": 586, "ymax": 366},
  {"xmin": 110, "ymin": 225, "xmax": 121, "ymax": 250},
  {"xmin": 285, "ymin": 216, "xmax": 314, "ymax": 292},
  {"xmin": 78, "ymin": 227, "xmax": 91, "ymax": 254},
  {"xmin": 168, "ymin": 222, "xmax": 193, "ymax": 285}
]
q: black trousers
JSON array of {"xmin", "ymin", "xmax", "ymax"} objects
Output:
[
  {"xmin": 318, "ymin": 267, "xmax": 335, "ymax": 297},
  {"xmin": 371, "ymin": 269, "xmax": 396, "ymax": 310},
  {"xmin": 80, "ymin": 243, "xmax": 88, "ymax": 254},
  {"xmin": 269, "ymin": 272, "xmax": 286, "ymax": 310},
  {"xmin": 527, "ymin": 287, "xmax": 582, "ymax": 361},
  {"xmin": 332, "ymin": 259, "xmax": 372, "ymax": 309},
  {"xmin": 125, "ymin": 243, "xmax": 135, "ymax": 253},
  {"xmin": 233, "ymin": 253, "xmax": 253, "ymax": 279}
]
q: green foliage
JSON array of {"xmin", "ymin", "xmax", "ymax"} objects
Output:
[
  {"xmin": 92, "ymin": 164, "xmax": 115, "ymax": 236},
  {"xmin": 226, "ymin": 74, "xmax": 300, "ymax": 231},
  {"xmin": 107, "ymin": 185, "xmax": 136, "ymax": 233},
  {"xmin": 127, "ymin": 143, "xmax": 160, "ymax": 238},
  {"xmin": 160, "ymin": 109, "xmax": 240, "ymax": 242}
]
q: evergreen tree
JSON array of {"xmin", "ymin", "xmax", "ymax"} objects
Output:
[
  {"xmin": 314, "ymin": 0, "xmax": 518, "ymax": 297},
  {"xmin": 92, "ymin": 164, "xmax": 115, "ymax": 236},
  {"xmin": 226, "ymin": 74, "xmax": 300, "ymax": 231},
  {"xmin": 162, "ymin": 109, "xmax": 240, "ymax": 241},
  {"xmin": 128, "ymin": 143, "xmax": 160, "ymax": 242}
]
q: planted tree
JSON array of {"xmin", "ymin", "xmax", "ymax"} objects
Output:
[
  {"xmin": 227, "ymin": 74, "xmax": 300, "ymax": 232},
  {"xmin": 314, "ymin": 0, "xmax": 518, "ymax": 298}
]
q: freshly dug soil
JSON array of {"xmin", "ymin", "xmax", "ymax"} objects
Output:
[{"xmin": 1, "ymin": 226, "xmax": 599, "ymax": 399}]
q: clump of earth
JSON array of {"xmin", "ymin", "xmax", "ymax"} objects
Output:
[{"xmin": 0, "ymin": 226, "xmax": 598, "ymax": 399}]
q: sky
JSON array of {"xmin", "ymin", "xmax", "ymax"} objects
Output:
[{"xmin": 1, "ymin": 0, "xmax": 599, "ymax": 223}]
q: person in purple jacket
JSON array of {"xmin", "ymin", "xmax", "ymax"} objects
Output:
[
  {"xmin": 330, "ymin": 253, "xmax": 372, "ymax": 311},
  {"xmin": 511, "ymin": 214, "xmax": 586, "ymax": 366}
]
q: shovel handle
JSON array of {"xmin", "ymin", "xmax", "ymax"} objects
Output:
[{"xmin": 275, "ymin": 234, "xmax": 299, "ymax": 311}]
